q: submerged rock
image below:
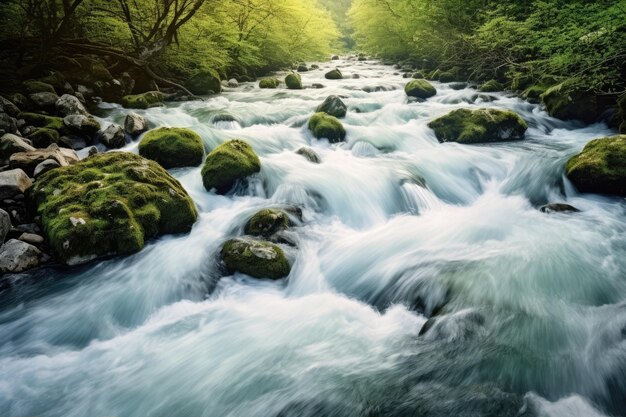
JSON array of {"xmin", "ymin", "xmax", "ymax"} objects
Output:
[
  {"xmin": 244, "ymin": 209, "xmax": 290, "ymax": 237},
  {"xmin": 121, "ymin": 91, "xmax": 164, "ymax": 109},
  {"xmin": 185, "ymin": 71, "xmax": 222, "ymax": 95},
  {"xmin": 565, "ymin": 135, "xmax": 626, "ymax": 196},
  {"xmin": 308, "ymin": 112, "xmax": 346, "ymax": 143},
  {"xmin": 221, "ymin": 238, "xmax": 290, "ymax": 279},
  {"xmin": 324, "ymin": 68, "xmax": 343, "ymax": 80},
  {"xmin": 428, "ymin": 108, "xmax": 527, "ymax": 144},
  {"xmin": 28, "ymin": 152, "xmax": 198, "ymax": 264},
  {"xmin": 540, "ymin": 203, "xmax": 580, "ymax": 213},
  {"xmin": 201, "ymin": 139, "xmax": 261, "ymax": 194},
  {"xmin": 316, "ymin": 95, "xmax": 347, "ymax": 119},
  {"xmin": 404, "ymin": 79, "xmax": 437, "ymax": 99},
  {"xmin": 139, "ymin": 127, "xmax": 204, "ymax": 168},
  {"xmin": 285, "ymin": 72, "xmax": 303, "ymax": 90},
  {"xmin": 259, "ymin": 78, "xmax": 280, "ymax": 89},
  {"xmin": 296, "ymin": 147, "xmax": 321, "ymax": 163}
]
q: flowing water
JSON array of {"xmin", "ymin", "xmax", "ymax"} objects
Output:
[{"xmin": 1, "ymin": 58, "xmax": 626, "ymax": 417}]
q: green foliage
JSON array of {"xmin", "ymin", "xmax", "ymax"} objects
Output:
[
  {"xmin": 139, "ymin": 127, "xmax": 205, "ymax": 169},
  {"xmin": 428, "ymin": 108, "xmax": 528, "ymax": 144},
  {"xmin": 201, "ymin": 139, "xmax": 261, "ymax": 194},
  {"xmin": 308, "ymin": 112, "xmax": 346, "ymax": 143}
]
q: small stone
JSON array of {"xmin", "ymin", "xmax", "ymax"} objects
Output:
[
  {"xmin": 0, "ymin": 168, "xmax": 32, "ymax": 200},
  {"xmin": 70, "ymin": 216, "xmax": 86, "ymax": 227},
  {"xmin": 98, "ymin": 124, "xmax": 125, "ymax": 148},
  {"xmin": 18, "ymin": 232, "xmax": 44, "ymax": 245},
  {"xmin": 124, "ymin": 112, "xmax": 148, "ymax": 137},
  {"xmin": 0, "ymin": 239, "xmax": 43, "ymax": 273},
  {"xmin": 34, "ymin": 159, "xmax": 61, "ymax": 178}
]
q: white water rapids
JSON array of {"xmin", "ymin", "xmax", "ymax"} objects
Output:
[{"xmin": 1, "ymin": 58, "xmax": 625, "ymax": 417}]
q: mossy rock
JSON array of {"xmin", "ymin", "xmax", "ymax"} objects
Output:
[
  {"xmin": 480, "ymin": 80, "xmax": 504, "ymax": 92},
  {"xmin": 308, "ymin": 112, "xmax": 346, "ymax": 143},
  {"xmin": 404, "ymin": 79, "xmax": 437, "ymax": 99},
  {"xmin": 325, "ymin": 69, "xmax": 343, "ymax": 80},
  {"xmin": 244, "ymin": 208, "xmax": 290, "ymax": 237},
  {"xmin": 427, "ymin": 69, "xmax": 442, "ymax": 81},
  {"xmin": 412, "ymin": 71, "xmax": 425, "ymax": 79},
  {"xmin": 522, "ymin": 84, "xmax": 549, "ymax": 101},
  {"xmin": 19, "ymin": 112, "xmax": 64, "ymax": 131},
  {"xmin": 121, "ymin": 91, "xmax": 164, "ymax": 109},
  {"xmin": 28, "ymin": 152, "xmax": 198, "ymax": 264},
  {"xmin": 511, "ymin": 74, "xmax": 534, "ymax": 91},
  {"xmin": 541, "ymin": 81, "xmax": 599, "ymax": 123},
  {"xmin": 565, "ymin": 135, "xmax": 626, "ymax": 196},
  {"xmin": 438, "ymin": 72, "xmax": 456, "ymax": 83},
  {"xmin": 23, "ymin": 80, "xmax": 56, "ymax": 95},
  {"xmin": 185, "ymin": 70, "xmax": 222, "ymax": 95},
  {"xmin": 201, "ymin": 139, "xmax": 261, "ymax": 194},
  {"xmin": 285, "ymin": 73, "xmax": 302, "ymax": 90},
  {"xmin": 221, "ymin": 238, "xmax": 290, "ymax": 279},
  {"xmin": 259, "ymin": 78, "xmax": 280, "ymax": 89},
  {"xmin": 428, "ymin": 108, "xmax": 527, "ymax": 144},
  {"xmin": 316, "ymin": 95, "xmax": 347, "ymax": 118},
  {"xmin": 28, "ymin": 128, "xmax": 60, "ymax": 148},
  {"xmin": 139, "ymin": 127, "xmax": 204, "ymax": 169}
]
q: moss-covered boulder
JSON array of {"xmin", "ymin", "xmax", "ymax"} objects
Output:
[
  {"xmin": 428, "ymin": 108, "xmax": 528, "ymax": 144},
  {"xmin": 121, "ymin": 91, "xmax": 164, "ymax": 109},
  {"xmin": 438, "ymin": 72, "xmax": 456, "ymax": 83},
  {"xmin": 541, "ymin": 81, "xmax": 599, "ymax": 123},
  {"xmin": 565, "ymin": 135, "xmax": 626, "ymax": 196},
  {"xmin": 28, "ymin": 128, "xmax": 60, "ymax": 148},
  {"xmin": 28, "ymin": 152, "xmax": 198, "ymax": 264},
  {"xmin": 404, "ymin": 79, "xmax": 437, "ymax": 99},
  {"xmin": 308, "ymin": 112, "xmax": 346, "ymax": 143},
  {"xmin": 201, "ymin": 139, "xmax": 261, "ymax": 194},
  {"xmin": 316, "ymin": 95, "xmax": 347, "ymax": 118},
  {"xmin": 285, "ymin": 73, "xmax": 302, "ymax": 90},
  {"xmin": 480, "ymin": 80, "xmax": 504, "ymax": 92},
  {"xmin": 244, "ymin": 209, "xmax": 290, "ymax": 237},
  {"xmin": 221, "ymin": 238, "xmax": 290, "ymax": 279},
  {"xmin": 259, "ymin": 78, "xmax": 280, "ymax": 89},
  {"xmin": 522, "ymin": 84, "xmax": 549, "ymax": 101},
  {"xmin": 325, "ymin": 69, "xmax": 343, "ymax": 80},
  {"xmin": 19, "ymin": 112, "xmax": 64, "ymax": 131},
  {"xmin": 185, "ymin": 71, "xmax": 222, "ymax": 95},
  {"xmin": 23, "ymin": 80, "xmax": 56, "ymax": 95},
  {"xmin": 139, "ymin": 127, "xmax": 204, "ymax": 169}
]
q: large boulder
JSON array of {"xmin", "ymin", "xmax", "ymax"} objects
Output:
[
  {"xmin": 565, "ymin": 135, "xmax": 626, "ymax": 196},
  {"xmin": 285, "ymin": 73, "xmax": 302, "ymax": 90},
  {"xmin": 185, "ymin": 71, "xmax": 222, "ymax": 95},
  {"xmin": 244, "ymin": 209, "xmax": 290, "ymax": 237},
  {"xmin": 139, "ymin": 127, "xmax": 204, "ymax": 168},
  {"xmin": 0, "ymin": 134, "xmax": 35, "ymax": 164},
  {"xmin": 0, "ymin": 168, "xmax": 32, "ymax": 200},
  {"xmin": 55, "ymin": 94, "xmax": 88, "ymax": 116},
  {"xmin": 201, "ymin": 139, "xmax": 261, "ymax": 193},
  {"xmin": 325, "ymin": 69, "xmax": 343, "ymax": 80},
  {"xmin": 121, "ymin": 91, "xmax": 164, "ymax": 109},
  {"xmin": 428, "ymin": 108, "xmax": 527, "ymax": 144},
  {"xmin": 308, "ymin": 112, "xmax": 346, "ymax": 143},
  {"xmin": 221, "ymin": 238, "xmax": 290, "ymax": 279},
  {"xmin": 259, "ymin": 78, "xmax": 280, "ymax": 89},
  {"xmin": 124, "ymin": 112, "xmax": 148, "ymax": 137},
  {"xmin": 404, "ymin": 79, "xmax": 437, "ymax": 99},
  {"xmin": 28, "ymin": 152, "xmax": 198, "ymax": 264},
  {"xmin": 98, "ymin": 124, "xmax": 126, "ymax": 149},
  {"xmin": 0, "ymin": 239, "xmax": 43, "ymax": 273},
  {"xmin": 9, "ymin": 144, "xmax": 79, "ymax": 176},
  {"xmin": 316, "ymin": 95, "xmax": 347, "ymax": 118},
  {"xmin": 541, "ymin": 81, "xmax": 600, "ymax": 123}
]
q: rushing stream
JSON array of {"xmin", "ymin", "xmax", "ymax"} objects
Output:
[{"xmin": 1, "ymin": 58, "xmax": 626, "ymax": 417}]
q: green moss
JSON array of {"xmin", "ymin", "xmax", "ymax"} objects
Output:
[
  {"xmin": 522, "ymin": 84, "xmax": 549, "ymax": 101},
  {"xmin": 23, "ymin": 80, "xmax": 56, "ymax": 94},
  {"xmin": 308, "ymin": 112, "xmax": 346, "ymax": 143},
  {"xmin": 510, "ymin": 74, "xmax": 533, "ymax": 91},
  {"xmin": 285, "ymin": 73, "xmax": 302, "ymax": 89},
  {"xmin": 428, "ymin": 69, "xmax": 442, "ymax": 81},
  {"xmin": 201, "ymin": 139, "xmax": 261, "ymax": 194},
  {"xmin": 428, "ymin": 108, "xmax": 528, "ymax": 144},
  {"xmin": 185, "ymin": 70, "xmax": 222, "ymax": 95},
  {"xmin": 244, "ymin": 209, "xmax": 289, "ymax": 237},
  {"xmin": 28, "ymin": 152, "xmax": 197, "ymax": 264},
  {"xmin": 480, "ymin": 80, "xmax": 504, "ymax": 92},
  {"xmin": 121, "ymin": 91, "xmax": 164, "ymax": 109},
  {"xmin": 139, "ymin": 127, "xmax": 204, "ymax": 169},
  {"xmin": 28, "ymin": 128, "xmax": 60, "ymax": 148},
  {"xmin": 221, "ymin": 238, "xmax": 290, "ymax": 279},
  {"xmin": 412, "ymin": 71, "xmax": 425, "ymax": 79},
  {"xmin": 325, "ymin": 69, "xmax": 343, "ymax": 80},
  {"xmin": 404, "ymin": 79, "xmax": 437, "ymax": 99},
  {"xmin": 541, "ymin": 81, "xmax": 598, "ymax": 123},
  {"xmin": 19, "ymin": 112, "xmax": 64, "ymax": 131},
  {"xmin": 438, "ymin": 72, "xmax": 456, "ymax": 83},
  {"xmin": 259, "ymin": 78, "xmax": 280, "ymax": 89},
  {"xmin": 565, "ymin": 135, "xmax": 626, "ymax": 196}
]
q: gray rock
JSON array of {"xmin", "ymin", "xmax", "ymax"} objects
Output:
[
  {"xmin": 9, "ymin": 144, "xmax": 78, "ymax": 176},
  {"xmin": 296, "ymin": 147, "xmax": 321, "ymax": 163},
  {"xmin": 0, "ymin": 133, "xmax": 35, "ymax": 163},
  {"xmin": 29, "ymin": 92, "xmax": 59, "ymax": 110},
  {"xmin": 0, "ymin": 169, "xmax": 32, "ymax": 200},
  {"xmin": 228, "ymin": 78, "xmax": 239, "ymax": 88},
  {"xmin": 0, "ymin": 96, "xmax": 20, "ymax": 117},
  {"xmin": 58, "ymin": 135, "xmax": 87, "ymax": 150},
  {"xmin": 76, "ymin": 146, "xmax": 98, "ymax": 160},
  {"xmin": 0, "ymin": 239, "xmax": 43, "ymax": 273},
  {"xmin": 0, "ymin": 209, "xmax": 10, "ymax": 243},
  {"xmin": 63, "ymin": 114, "xmax": 101, "ymax": 137},
  {"xmin": 316, "ymin": 95, "xmax": 347, "ymax": 118},
  {"xmin": 124, "ymin": 112, "xmax": 148, "ymax": 137},
  {"xmin": 0, "ymin": 113, "xmax": 17, "ymax": 135},
  {"xmin": 98, "ymin": 124, "xmax": 125, "ymax": 148},
  {"xmin": 540, "ymin": 203, "xmax": 580, "ymax": 214},
  {"xmin": 18, "ymin": 232, "xmax": 44, "ymax": 245},
  {"xmin": 55, "ymin": 94, "xmax": 88, "ymax": 116},
  {"xmin": 34, "ymin": 159, "xmax": 61, "ymax": 178}
]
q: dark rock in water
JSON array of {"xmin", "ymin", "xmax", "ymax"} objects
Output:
[
  {"xmin": 541, "ymin": 81, "xmax": 600, "ymax": 123},
  {"xmin": 0, "ymin": 239, "xmax": 43, "ymax": 273},
  {"xmin": 245, "ymin": 208, "xmax": 290, "ymax": 237},
  {"xmin": 201, "ymin": 139, "xmax": 260, "ymax": 194},
  {"xmin": 566, "ymin": 135, "xmax": 626, "ymax": 196},
  {"xmin": 212, "ymin": 113, "xmax": 238, "ymax": 124},
  {"xmin": 404, "ymin": 79, "xmax": 436, "ymax": 99},
  {"xmin": 285, "ymin": 73, "xmax": 303, "ymax": 90},
  {"xmin": 428, "ymin": 108, "xmax": 527, "ymax": 144},
  {"xmin": 450, "ymin": 82, "xmax": 468, "ymax": 90},
  {"xmin": 221, "ymin": 237, "xmax": 290, "ymax": 279},
  {"xmin": 325, "ymin": 69, "xmax": 343, "ymax": 80},
  {"xmin": 308, "ymin": 112, "xmax": 346, "ymax": 143},
  {"xmin": 539, "ymin": 203, "xmax": 580, "ymax": 213},
  {"xmin": 419, "ymin": 309, "xmax": 485, "ymax": 342},
  {"xmin": 28, "ymin": 151, "xmax": 198, "ymax": 265},
  {"xmin": 311, "ymin": 83, "xmax": 325, "ymax": 89},
  {"xmin": 58, "ymin": 134, "xmax": 87, "ymax": 150},
  {"xmin": 479, "ymin": 79, "xmax": 504, "ymax": 92},
  {"xmin": 139, "ymin": 127, "xmax": 204, "ymax": 168},
  {"xmin": 316, "ymin": 95, "xmax": 347, "ymax": 118},
  {"xmin": 63, "ymin": 114, "xmax": 101, "ymax": 138},
  {"xmin": 124, "ymin": 112, "xmax": 148, "ymax": 137},
  {"xmin": 0, "ymin": 168, "xmax": 32, "ymax": 200},
  {"xmin": 98, "ymin": 124, "xmax": 125, "ymax": 149},
  {"xmin": 296, "ymin": 147, "xmax": 321, "ymax": 163},
  {"xmin": 185, "ymin": 71, "xmax": 221, "ymax": 95},
  {"xmin": 438, "ymin": 71, "xmax": 456, "ymax": 82},
  {"xmin": 331, "ymin": 55, "xmax": 339, "ymax": 60}
]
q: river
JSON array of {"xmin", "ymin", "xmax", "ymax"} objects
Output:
[{"xmin": 1, "ymin": 58, "xmax": 625, "ymax": 417}]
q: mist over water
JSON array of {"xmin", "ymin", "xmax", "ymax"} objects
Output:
[{"xmin": 1, "ymin": 58, "xmax": 625, "ymax": 417}]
